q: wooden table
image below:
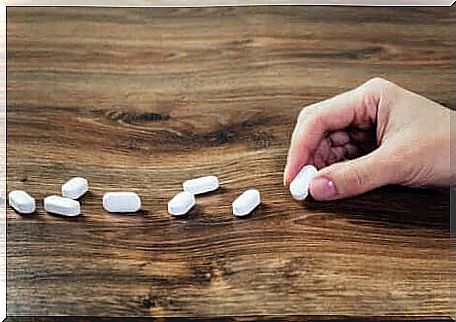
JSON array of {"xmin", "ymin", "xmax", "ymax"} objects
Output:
[{"xmin": 6, "ymin": 6, "xmax": 453, "ymax": 320}]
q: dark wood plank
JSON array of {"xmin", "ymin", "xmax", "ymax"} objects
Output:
[{"xmin": 6, "ymin": 6, "xmax": 452, "ymax": 317}]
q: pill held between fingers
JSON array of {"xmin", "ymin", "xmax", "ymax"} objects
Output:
[
  {"xmin": 289, "ymin": 164, "xmax": 318, "ymax": 200},
  {"xmin": 168, "ymin": 191, "xmax": 195, "ymax": 216},
  {"xmin": 62, "ymin": 177, "xmax": 88, "ymax": 199},
  {"xmin": 103, "ymin": 192, "xmax": 141, "ymax": 213},
  {"xmin": 183, "ymin": 176, "xmax": 219, "ymax": 195},
  {"xmin": 44, "ymin": 195, "xmax": 81, "ymax": 216},
  {"xmin": 232, "ymin": 189, "xmax": 261, "ymax": 217},
  {"xmin": 8, "ymin": 190, "xmax": 36, "ymax": 214}
]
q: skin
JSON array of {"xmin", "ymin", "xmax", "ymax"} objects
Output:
[{"xmin": 283, "ymin": 77, "xmax": 455, "ymax": 201}]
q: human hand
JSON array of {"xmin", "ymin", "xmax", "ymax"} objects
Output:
[{"xmin": 284, "ymin": 77, "xmax": 455, "ymax": 201}]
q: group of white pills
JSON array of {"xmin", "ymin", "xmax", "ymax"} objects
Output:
[
  {"xmin": 8, "ymin": 177, "xmax": 143, "ymax": 216},
  {"xmin": 167, "ymin": 175, "xmax": 262, "ymax": 217},
  {"xmin": 8, "ymin": 165, "xmax": 319, "ymax": 217},
  {"xmin": 9, "ymin": 177, "xmax": 89, "ymax": 216}
]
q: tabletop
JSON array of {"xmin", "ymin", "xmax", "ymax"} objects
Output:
[{"xmin": 6, "ymin": 6, "xmax": 453, "ymax": 319}]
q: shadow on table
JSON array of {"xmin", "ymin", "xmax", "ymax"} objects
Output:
[{"xmin": 301, "ymin": 185, "xmax": 449, "ymax": 231}]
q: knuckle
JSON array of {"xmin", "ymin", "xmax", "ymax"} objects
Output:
[
  {"xmin": 363, "ymin": 77, "xmax": 396, "ymax": 94},
  {"xmin": 298, "ymin": 105, "xmax": 319, "ymax": 123},
  {"xmin": 359, "ymin": 77, "xmax": 397, "ymax": 110},
  {"xmin": 299, "ymin": 105, "xmax": 315, "ymax": 118},
  {"xmin": 366, "ymin": 77, "xmax": 387, "ymax": 87},
  {"xmin": 365, "ymin": 77, "xmax": 389, "ymax": 89},
  {"xmin": 352, "ymin": 170, "xmax": 367, "ymax": 189},
  {"xmin": 344, "ymin": 163, "xmax": 370, "ymax": 192}
]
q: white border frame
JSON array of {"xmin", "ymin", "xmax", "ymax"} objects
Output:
[
  {"xmin": 0, "ymin": 1, "xmax": 453, "ymax": 321},
  {"xmin": 3, "ymin": 0, "xmax": 456, "ymax": 6}
]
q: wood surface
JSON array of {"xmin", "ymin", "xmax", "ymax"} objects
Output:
[
  {"xmin": 6, "ymin": 6, "xmax": 453, "ymax": 319},
  {"xmin": 3, "ymin": 317, "xmax": 455, "ymax": 322}
]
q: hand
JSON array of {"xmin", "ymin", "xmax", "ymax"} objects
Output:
[{"xmin": 284, "ymin": 77, "xmax": 454, "ymax": 201}]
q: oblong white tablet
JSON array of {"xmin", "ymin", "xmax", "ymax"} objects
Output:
[
  {"xmin": 183, "ymin": 176, "xmax": 219, "ymax": 195},
  {"xmin": 62, "ymin": 177, "xmax": 88, "ymax": 199},
  {"xmin": 44, "ymin": 195, "xmax": 80, "ymax": 216},
  {"xmin": 168, "ymin": 191, "xmax": 195, "ymax": 216},
  {"xmin": 103, "ymin": 192, "xmax": 141, "ymax": 213},
  {"xmin": 232, "ymin": 189, "xmax": 261, "ymax": 217},
  {"xmin": 8, "ymin": 190, "xmax": 36, "ymax": 214},
  {"xmin": 289, "ymin": 164, "xmax": 318, "ymax": 200}
]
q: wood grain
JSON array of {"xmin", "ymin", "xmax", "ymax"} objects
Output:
[
  {"xmin": 3, "ymin": 316, "xmax": 455, "ymax": 322},
  {"xmin": 6, "ymin": 6, "xmax": 453, "ymax": 318}
]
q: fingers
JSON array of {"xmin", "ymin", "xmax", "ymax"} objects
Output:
[
  {"xmin": 342, "ymin": 143, "xmax": 360, "ymax": 159},
  {"xmin": 330, "ymin": 144, "xmax": 360, "ymax": 163},
  {"xmin": 284, "ymin": 81, "xmax": 380, "ymax": 186},
  {"xmin": 303, "ymin": 133, "xmax": 360, "ymax": 170},
  {"xmin": 328, "ymin": 131, "xmax": 350, "ymax": 147},
  {"xmin": 311, "ymin": 141, "xmax": 359, "ymax": 167},
  {"xmin": 309, "ymin": 147, "xmax": 393, "ymax": 200},
  {"xmin": 348, "ymin": 128, "xmax": 372, "ymax": 144},
  {"xmin": 311, "ymin": 137, "xmax": 332, "ymax": 169}
]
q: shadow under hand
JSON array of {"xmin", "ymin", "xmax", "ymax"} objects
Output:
[{"xmin": 303, "ymin": 185, "xmax": 449, "ymax": 231}]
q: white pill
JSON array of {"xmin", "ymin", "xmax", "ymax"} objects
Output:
[
  {"xmin": 183, "ymin": 175, "xmax": 219, "ymax": 195},
  {"xmin": 232, "ymin": 188, "xmax": 261, "ymax": 217},
  {"xmin": 44, "ymin": 195, "xmax": 80, "ymax": 216},
  {"xmin": 8, "ymin": 190, "xmax": 36, "ymax": 214},
  {"xmin": 62, "ymin": 177, "xmax": 88, "ymax": 199},
  {"xmin": 168, "ymin": 191, "xmax": 195, "ymax": 216},
  {"xmin": 289, "ymin": 164, "xmax": 318, "ymax": 200},
  {"xmin": 103, "ymin": 192, "xmax": 141, "ymax": 213}
]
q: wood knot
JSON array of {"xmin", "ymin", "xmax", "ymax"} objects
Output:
[
  {"xmin": 141, "ymin": 297, "xmax": 155, "ymax": 308},
  {"xmin": 193, "ymin": 265, "xmax": 213, "ymax": 283},
  {"xmin": 106, "ymin": 110, "xmax": 170, "ymax": 124}
]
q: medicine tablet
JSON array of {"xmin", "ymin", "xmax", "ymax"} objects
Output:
[
  {"xmin": 62, "ymin": 177, "xmax": 88, "ymax": 199},
  {"xmin": 183, "ymin": 175, "xmax": 219, "ymax": 195},
  {"xmin": 103, "ymin": 192, "xmax": 141, "ymax": 213},
  {"xmin": 44, "ymin": 195, "xmax": 80, "ymax": 216},
  {"xmin": 232, "ymin": 189, "xmax": 261, "ymax": 217},
  {"xmin": 8, "ymin": 190, "xmax": 36, "ymax": 214},
  {"xmin": 168, "ymin": 191, "xmax": 195, "ymax": 216},
  {"xmin": 289, "ymin": 164, "xmax": 318, "ymax": 200}
]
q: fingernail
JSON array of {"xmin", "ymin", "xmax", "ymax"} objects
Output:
[{"xmin": 310, "ymin": 177, "xmax": 337, "ymax": 200}]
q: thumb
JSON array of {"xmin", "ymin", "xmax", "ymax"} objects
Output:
[{"xmin": 309, "ymin": 148, "xmax": 397, "ymax": 201}]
